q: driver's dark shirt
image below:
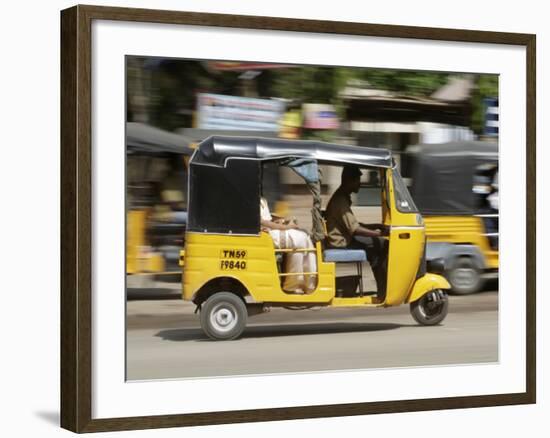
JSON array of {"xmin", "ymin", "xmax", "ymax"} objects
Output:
[{"xmin": 325, "ymin": 187, "xmax": 359, "ymax": 248}]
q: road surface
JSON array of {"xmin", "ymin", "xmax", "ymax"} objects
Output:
[{"xmin": 126, "ymin": 288, "xmax": 498, "ymax": 380}]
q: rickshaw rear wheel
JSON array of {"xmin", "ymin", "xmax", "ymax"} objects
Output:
[
  {"xmin": 410, "ymin": 290, "xmax": 449, "ymax": 326},
  {"xmin": 200, "ymin": 292, "xmax": 247, "ymax": 340}
]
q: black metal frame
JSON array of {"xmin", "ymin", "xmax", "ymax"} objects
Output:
[{"xmin": 61, "ymin": 5, "xmax": 536, "ymax": 433}]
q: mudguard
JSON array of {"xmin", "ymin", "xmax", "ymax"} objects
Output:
[{"xmin": 407, "ymin": 273, "xmax": 451, "ymax": 303}]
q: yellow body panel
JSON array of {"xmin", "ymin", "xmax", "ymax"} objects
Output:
[
  {"xmin": 146, "ymin": 252, "xmax": 166, "ymax": 273},
  {"xmin": 385, "ymin": 229, "xmax": 425, "ymax": 306},
  {"xmin": 183, "ymin": 232, "xmax": 336, "ymax": 303},
  {"xmin": 383, "ymin": 169, "xmax": 426, "ymax": 306},
  {"xmin": 126, "ymin": 210, "xmax": 147, "ymax": 274},
  {"xmin": 126, "ymin": 209, "xmax": 168, "ymax": 275},
  {"xmin": 406, "ymin": 273, "xmax": 451, "ymax": 303},
  {"xmin": 424, "ymin": 216, "xmax": 499, "ymax": 269}
]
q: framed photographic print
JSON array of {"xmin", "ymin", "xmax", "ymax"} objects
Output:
[{"xmin": 60, "ymin": 4, "xmax": 536, "ymax": 433}]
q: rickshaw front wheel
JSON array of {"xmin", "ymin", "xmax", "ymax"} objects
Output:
[
  {"xmin": 410, "ymin": 290, "xmax": 449, "ymax": 326},
  {"xmin": 200, "ymin": 292, "xmax": 247, "ymax": 340}
]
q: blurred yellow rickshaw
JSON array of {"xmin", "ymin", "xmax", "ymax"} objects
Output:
[
  {"xmin": 406, "ymin": 141, "xmax": 499, "ymax": 294},
  {"xmin": 126, "ymin": 122, "xmax": 193, "ymax": 279}
]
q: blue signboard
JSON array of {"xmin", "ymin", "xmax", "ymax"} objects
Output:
[{"xmin": 197, "ymin": 93, "xmax": 285, "ymax": 131}]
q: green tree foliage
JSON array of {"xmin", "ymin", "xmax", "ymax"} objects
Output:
[
  {"xmin": 269, "ymin": 66, "xmax": 341, "ymax": 103},
  {"xmin": 359, "ymin": 69, "xmax": 450, "ymax": 96},
  {"xmin": 268, "ymin": 67, "xmax": 450, "ymax": 101}
]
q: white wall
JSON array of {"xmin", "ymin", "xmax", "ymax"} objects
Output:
[{"xmin": 0, "ymin": 0, "xmax": 546, "ymax": 437}]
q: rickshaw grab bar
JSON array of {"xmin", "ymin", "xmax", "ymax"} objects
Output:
[
  {"xmin": 274, "ymin": 248, "xmax": 318, "ymax": 253},
  {"xmin": 278, "ymin": 272, "xmax": 319, "ymax": 276}
]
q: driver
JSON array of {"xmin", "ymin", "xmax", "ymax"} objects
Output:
[{"xmin": 325, "ymin": 165, "xmax": 388, "ymax": 293}]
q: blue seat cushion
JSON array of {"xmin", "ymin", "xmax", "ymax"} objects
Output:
[{"xmin": 323, "ymin": 249, "xmax": 367, "ymax": 263}]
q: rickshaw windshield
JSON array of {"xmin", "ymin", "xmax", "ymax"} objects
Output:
[
  {"xmin": 282, "ymin": 157, "xmax": 320, "ymax": 183},
  {"xmin": 392, "ymin": 169, "xmax": 418, "ymax": 213},
  {"xmin": 381, "ymin": 169, "xmax": 391, "ymax": 213}
]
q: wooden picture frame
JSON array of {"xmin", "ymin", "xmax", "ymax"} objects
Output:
[{"xmin": 61, "ymin": 4, "xmax": 536, "ymax": 433}]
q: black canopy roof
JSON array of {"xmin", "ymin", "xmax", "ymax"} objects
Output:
[
  {"xmin": 407, "ymin": 141, "xmax": 498, "ymax": 160},
  {"xmin": 407, "ymin": 141, "xmax": 498, "ymax": 215},
  {"xmin": 191, "ymin": 136, "xmax": 393, "ymax": 168},
  {"xmin": 126, "ymin": 122, "xmax": 194, "ymax": 155}
]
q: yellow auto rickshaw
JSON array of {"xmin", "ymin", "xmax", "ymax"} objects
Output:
[
  {"xmin": 126, "ymin": 122, "xmax": 193, "ymax": 280},
  {"xmin": 180, "ymin": 136, "xmax": 451, "ymax": 340},
  {"xmin": 406, "ymin": 141, "xmax": 499, "ymax": 294}
]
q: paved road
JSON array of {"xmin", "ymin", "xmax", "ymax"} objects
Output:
[{"xmin": 126, "ymin": 288, "xmax": 498, "ymax": 380}]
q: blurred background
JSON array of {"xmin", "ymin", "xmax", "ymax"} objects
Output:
[{"xmin": 125, "ymin": 57, "xmax": 499, "ymax": 295}]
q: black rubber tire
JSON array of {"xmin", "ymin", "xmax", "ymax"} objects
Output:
[
  {"xmin": 200, "ymin": 292, "xmax": 247, "ymax": 340},
  {"xmin": 410, "ymin": 290, "xmax": 449, "ymax": 326},
  {"xmin": 447, "ymin": 257, "xmax": 484, "ymax": 295}
]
